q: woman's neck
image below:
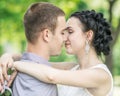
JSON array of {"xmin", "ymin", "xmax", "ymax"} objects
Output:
[{"xmin": 76, "ymin": 48, "xmax": 103, "ymax": 69}]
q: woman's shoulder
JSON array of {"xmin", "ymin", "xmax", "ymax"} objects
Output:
[
  {"xmin": 90, "ymin": 64, "xmax": 113, "ymax": 96},
  {"xmin": 90, "ymin": 64, "xmax": 112, "ymax": 75},
  {"xmin": 90, "ymin": 64, "xmax": 113, "ymax": 81}
]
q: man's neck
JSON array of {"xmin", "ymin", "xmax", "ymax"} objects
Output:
[{"xmin": 26, "ymin": 43, "xmax": 50, "ymax": 60}]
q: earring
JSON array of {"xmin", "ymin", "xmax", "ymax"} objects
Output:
[{"xmin": 85, "ymin": 40, "xmax": 90, "ymax": 54}]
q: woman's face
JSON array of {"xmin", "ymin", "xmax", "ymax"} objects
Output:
[{"xmin": 65, "ymin": 17, "xmax": 86, "ymax": 55}]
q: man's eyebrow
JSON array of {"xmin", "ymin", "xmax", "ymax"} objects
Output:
[{"xmin": 62, "ymin": 28, "xmax": 68, "ymax": 31}]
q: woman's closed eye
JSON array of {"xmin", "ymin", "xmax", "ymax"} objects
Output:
[{"xmin": 68, "ymin": 29, "xmax": 73, "ymax": 34}]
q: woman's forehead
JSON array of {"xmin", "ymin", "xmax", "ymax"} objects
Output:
[{"xmin": 67, "ymin": 17, "xmax": 83, "ymax": 30}]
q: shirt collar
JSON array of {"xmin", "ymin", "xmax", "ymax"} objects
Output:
[{"xmin": 21, "ymin": 52, "xmax": 51, "ymax": 66}]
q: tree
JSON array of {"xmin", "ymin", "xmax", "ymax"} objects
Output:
[{"xmin": 105, "ymin": 0, "xmax": 120, "ymax": 73}]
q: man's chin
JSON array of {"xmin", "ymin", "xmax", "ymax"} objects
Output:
[
  {"xmin": 67, "ymin": 52, "xmax": 73, "ymax": 55},
  {"xmin": 51, "ymin": 52, "xmax": 61, "ymax": 56}
]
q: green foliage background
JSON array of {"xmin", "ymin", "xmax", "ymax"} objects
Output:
[
  {"xmin": 0, "ymin": 0, "xmax": 120, "ymax": 95},
  {"xmin": 0, "ymin": 0, "xmax": 120, "ymax": 75}
]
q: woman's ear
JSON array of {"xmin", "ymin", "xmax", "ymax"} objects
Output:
[
  {"xmin": 86, "ymin": 30, "xmax": 93, "ymax": 41},
  {"xmin": 42, "ymin": 29, "xmax": 52, "ymax": 42}
]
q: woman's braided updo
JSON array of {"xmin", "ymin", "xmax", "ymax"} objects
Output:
[{"xmin": 70, "ymin": 10, "xmax": 113, "ymax": 56}]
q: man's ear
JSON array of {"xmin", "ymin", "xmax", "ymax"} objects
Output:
[
  {"xmin": 86, "ymin": 30, "xmax": 93, "ymax": 41},
  {"xmin": 42, "ymin": 29, "xmax": 52, "ymax": 42}
]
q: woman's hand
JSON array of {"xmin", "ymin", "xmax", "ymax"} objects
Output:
[
  {"xmin": 0, "ymin": 53, "xmax": 18, "ymax": 88},
  {"xmin": 0, "ymin": 67, "xmax": 4, "ymax": 92},
  {"xmin": 7, "ymin": 70, "xmax": 17, "ymax": 87},
  {"xmin": 0, "ymin": 53, "xmax": 14, "ymax": 81}
]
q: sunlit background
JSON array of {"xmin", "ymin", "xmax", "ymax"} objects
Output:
[{"xmin": 0, "ymin": 0, "xmax": 120, "ymax": 95}]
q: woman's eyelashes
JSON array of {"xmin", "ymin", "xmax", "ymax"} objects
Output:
[{"xmin": 68, "ymin": 29, "xmax": 73, "ymax": 34}]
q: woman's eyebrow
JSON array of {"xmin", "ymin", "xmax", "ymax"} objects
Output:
[{"xmin": 65, "ymin": 26, "xmax": 72, "ymax": 30}]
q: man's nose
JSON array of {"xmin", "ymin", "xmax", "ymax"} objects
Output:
[
  {"xmin": 64, "ymin": 31, "xmax": 69, "ymax": 41},
  {"xmin": 63, "ymin": 35, "xmax": 66, "ymax": 41},
  {"xmin": 63, "ymin": 33, "xmax": 68, "ymax": 41}
]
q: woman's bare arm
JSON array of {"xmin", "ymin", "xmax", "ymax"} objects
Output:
[
  {"xmin": 0, "ymin": 53, "xmax": 77, "ymax": 70},
  {"xmin": 50, "ymin": 62, "xmax": 77, "ymax": 70},
  {"xmin": 13, "ymin": 61, "xmax": 110, "ymax": 88},
  {"xmin": 12, "ymin": 53, "xmax": 22, "ymax": 61},
  {"xmin": 0, "ymin": 53, "xmax": 22, "ymax": 61}
]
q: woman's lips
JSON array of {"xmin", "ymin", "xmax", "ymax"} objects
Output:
[{"xmin": 65, "ymin": 43, "xmax": 71, "ymax": 48}]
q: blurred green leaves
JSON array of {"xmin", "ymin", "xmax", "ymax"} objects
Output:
[
  {"xmin": 0, "ymin": 0, "xmax": 120, "ymax": 77},
  {"xmin": 0, "ymin": 0, "xmax": 120, "ymax": 96}
]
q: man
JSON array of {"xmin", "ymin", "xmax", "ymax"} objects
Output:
[{"xmin": 0, "ymin": 2, "xmax": 67, "ymax": 96}]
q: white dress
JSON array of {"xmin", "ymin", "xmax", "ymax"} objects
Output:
[{"xmin": 58, "ymin": 64, "xmax": 113, "ymax": 96}]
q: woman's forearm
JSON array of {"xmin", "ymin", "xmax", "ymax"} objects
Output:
[
  {"xmin": 13, "ymin": 61, "xmax": 104, "ymax": 88},
  {"xmin": 13, "ymin": 61, "xmax": 58, "ymax": 84},
  {"xmin": 50, "ymin": 62, "xmax": 77, "ymax": 70}
]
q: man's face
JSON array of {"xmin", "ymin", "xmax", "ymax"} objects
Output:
[{"xmin": 49, "ymin": 16, "xmax": 67, "ymax": 56}]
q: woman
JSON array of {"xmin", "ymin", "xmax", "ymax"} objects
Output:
[{"xmin": 0, "ymin": 10, "xmax": 113, "ymax": 96}]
